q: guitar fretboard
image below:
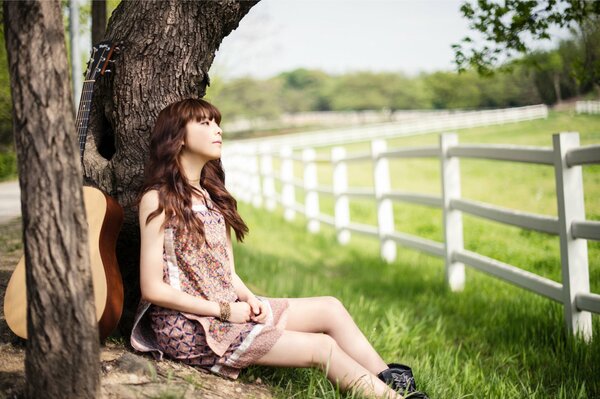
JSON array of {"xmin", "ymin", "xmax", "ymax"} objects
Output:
[
  {"xmin": 76, "ymin": 80, "xmax": 96, "ymax": 164},
  {"xmin": 76, "ymin": 42, "xmax": 114, "ymax": 166}
]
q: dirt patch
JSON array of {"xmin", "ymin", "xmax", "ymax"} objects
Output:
[{"xmin": 0, "ymin": 218, "xmax": 275, "ymax": 399}]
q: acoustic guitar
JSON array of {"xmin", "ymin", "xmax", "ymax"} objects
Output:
[{"xmin": 4, "ymin": 42, "xmax": 124, "ymax": 341}]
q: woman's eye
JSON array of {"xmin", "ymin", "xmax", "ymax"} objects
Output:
[{"xmin": 202, "ymin": 121, "xmax": 209, "ymax": 125}]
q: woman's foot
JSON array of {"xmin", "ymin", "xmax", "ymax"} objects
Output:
[
  {"xmin": 404, "ymin": 393, "xmax": 430, "ymax": 399},
  {"xmin": 377, "ymin": 363, "xmax": 416, "ymax": 392},
  {"xmin": 377, "ymin": 363, "xmax": 430, "ymax": 398}
]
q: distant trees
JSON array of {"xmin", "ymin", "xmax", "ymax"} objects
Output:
[
  {"xmin": 453, "ymin": 0, "xmax": 600, "ymax": 102},
  {"xmin": 4, "ymin": 1, "xmax": 600, "ymax": 183},
  {"xmin": 279, "ymin": 68, "xmax": 331, "ymax": 112},
  {"xmin": 453, "ymin": 0, "xmax": 600, "ymax": 76},
  {"xmin": 210, "ymin": 77, "xmax": 283, "ymax": 121},
  {"xmin": 517, "ymin": 20, "xmax": 600, "ymax": 104},
  {"xmin": 207, "ymin": 19, "xmax": 600, "ymax": 121},
  {"xmin": 323, "ymin": 72, "xmax": 427, "ymax": 111},
  {"xmin": 210, "ymin": 63, "xmax": 548, "ymax": 118},
  {"xmin": 0, "ymin": 7, "xmax": 12, "ymax": 151}
]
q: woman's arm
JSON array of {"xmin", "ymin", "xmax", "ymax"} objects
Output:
[
  {"xmin": 225, "ymin": 224, "xmax": 255, "ymax": 302},
  {"xmin": 225, "ymin": 224, "xmax": 269, "ymax": 323},
  {"xmin": 139, "ymin": 190, "xmax": 220, "ymax": 317}
]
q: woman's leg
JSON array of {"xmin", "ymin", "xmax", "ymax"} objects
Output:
[
  {"xmin": 253, "ymin": 329, "xmax": 402, "ymax": 399},
  {"xmin": 278, "ymin": 296, "xmax": 389, "ymax": 376}
]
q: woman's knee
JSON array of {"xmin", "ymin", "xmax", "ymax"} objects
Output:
[
  {"xmin": 308, "ymin": 332, "xmax": 340, "ymax": 368},
  {"xmin": 253, "ymin": 330, "xmax": 338, "ymax": 368},
  {"xmin": 321, "ymin": 296, "xmax": 350, "ymax": 326},
  {"xmin": 323, "ymin": 296, "xmax": 346, "ymax": 312}
]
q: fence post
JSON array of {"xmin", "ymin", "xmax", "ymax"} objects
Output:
[
  {"xmin": 303, "ymin": 148, "xmax": 320, "ymax": 233},
  {"xmin": 221, "ymin": 148, "xmax": 234, "ymax": 196},
  {"xmin": 553, "ymin": 132, "xmax": 592, "ymax": 341},
  {"xmin": 231, "ymin": 152, "xmax": 242, "ymax": 199},
  {"xmin": 260, "ymin": 144, "xmax": 276, "ymax": 211},
  {"xmin": 280, "ymin": 146, "xmax": 295, "ymax": 221},
  {"xmin": 332, "ymin": 147, "xmax": 350, "ymax": 244},
  {"xmin": 372, "ymin": 139, "xmax": 396, "ymax": 263},
  {"xmin": 239, "ymin": 147, "xmax": 253, "ymax": 203},
  {"xmin": 250, "ymin": 145, "xmax": 262, "ymax": 207},
  {"xmin": 440, "ymin": 133, "xmax": 465, "ymax": 291}
]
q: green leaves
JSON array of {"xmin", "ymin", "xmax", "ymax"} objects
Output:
[{"xmin": 453, "ymin": 0, "xmax": 600, "ymax": 79}]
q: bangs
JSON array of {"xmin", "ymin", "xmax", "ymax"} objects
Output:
[{"xmin": 183, "ymin": 98, "xmax": 222, "ymax": 125}]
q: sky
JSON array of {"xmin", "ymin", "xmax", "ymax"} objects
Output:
[{"xmin": 210, "ymin": 0, "xmax": 572, "ymax": 81}]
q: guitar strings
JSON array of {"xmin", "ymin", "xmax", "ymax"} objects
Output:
[{"xmin": 78, "ymin": 46, "xmax": 109, "ymax": 161}]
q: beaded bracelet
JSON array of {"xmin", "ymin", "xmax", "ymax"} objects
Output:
[{"xmin": 218, "ymin": 301, "xmax": 231, "ymax": 321}]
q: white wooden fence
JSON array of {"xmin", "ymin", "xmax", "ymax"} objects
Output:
[
  {"xmin": 227, "ymin": 104, "xmax": 548, "ymax": 151},
  {"xmin": 224, "ymin": 131, "xmax": 600, "ymax": 341},
  {"xmin": 576, "ymin": 101, "xmax": 600, "ymax": 114},
  {"xmin": 223, "ymin": 107, "xmax": 546, "ymax": 134}
]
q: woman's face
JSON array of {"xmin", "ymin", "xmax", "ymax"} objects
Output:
[{"xmin": 181, "ymin": 117, "xmax": 223, "ymax": 161}]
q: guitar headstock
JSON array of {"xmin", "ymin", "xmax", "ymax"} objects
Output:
[
  {"xmin": 78, "ymin": 41, "xmax": 120, "ymax": 160},
  {"xmin": 84, "ymin": 41, "xmax": 119, "ymax": 82}
]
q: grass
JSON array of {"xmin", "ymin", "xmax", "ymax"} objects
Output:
[
  {"xmin": 231, "ymin": 110, "xmax": 600, "ymax": 398},
  {"xmin": 233, "ymin": 201, "xmax": 600, "ymax": 399},
  {"xmin": 1, "ymin": 110, "xmax": 597, "ymax": 397},
  {"xmin": 268, "ymin": 110, "xmax": 600, "ymax": 292},
  {"xmin": 0, "ymin": 150, "xmax": 17, "ymax": 182}
]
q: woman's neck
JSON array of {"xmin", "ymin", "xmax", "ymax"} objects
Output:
[{"xmin": 179, "ymin": 154, "xmax": 207, "ymax": 186}]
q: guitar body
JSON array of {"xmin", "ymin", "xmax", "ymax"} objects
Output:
[{"xmin": 4, "ymin": 186, "xmax": 124, "ymax": 341}]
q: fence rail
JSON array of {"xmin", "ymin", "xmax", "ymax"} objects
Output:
[
  {"xmin": 228, "ymin": 104, "xmax": 549, "ymax": 152},
  {"xmin": 576, "ymin": 100, "xmax": 600, "ymax": 115},
  {"xmin": 224, "ymin": 130, "xmax": 599, "ymax": 341}
]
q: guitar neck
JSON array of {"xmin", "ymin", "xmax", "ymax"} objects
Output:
[{"xmin": 76, "ymin": 80, "xmax": 95, "ymax": 164}]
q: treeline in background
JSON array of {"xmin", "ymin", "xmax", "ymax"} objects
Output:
[
  {"xmin": 1, "ymin": 14, "xmax": 600, "ymax": 180},
  {"xmin": 208, "ymin": 20, "xmax": 600, "ymax": 121}
]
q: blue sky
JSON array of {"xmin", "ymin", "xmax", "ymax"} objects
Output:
[{"xmin": 211, "ymin": 0, "xmax": 571, "ymax": 81}]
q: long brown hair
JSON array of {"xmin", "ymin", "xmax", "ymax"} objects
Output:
[{"xmin": 139, "ymin": 98, "xmax": 248, "ymax": 243}]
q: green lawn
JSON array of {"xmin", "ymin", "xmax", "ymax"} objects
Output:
[
  {"xmin": 234, "ymin": 201, "xmax": 599, "ymax": 398},
  {"xmin": 232, "ymin": 111, "xmax": 600, "ymax": 398},
  {"xmin": 269, "ymin": 111, "xmax": 600, "ymax": 293}
]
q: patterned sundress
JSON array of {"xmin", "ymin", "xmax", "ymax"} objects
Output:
[{"xmin": 130, "ymin": 186, "xmax": 290, "ymax": 379}]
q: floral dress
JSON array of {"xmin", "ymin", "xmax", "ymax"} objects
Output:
[{"xmin": 130, "ymin": 186, "xmax": 290, "ymax": 379}]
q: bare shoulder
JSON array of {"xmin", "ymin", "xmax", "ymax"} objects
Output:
[
  {"xmin": 139, "ymin": 189, "xmax": 160, "ymax": 211},
  {"xmin": 139, "ymin": 189, "xmax": 164, "ymax": 224}
]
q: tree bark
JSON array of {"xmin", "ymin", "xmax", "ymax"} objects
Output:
[
  {"xmin": 553, "ymin": 72, "xmax": 562, "ymax": 104},
  {"xmin": 3, "ymin": 1, "xmax": 100, "ymax": 398},
  {"xmin": 83, "ymin": 0, "xmax": 260, "ymax": 335},
  {"xmin": 91, "ymin": 0, "xmax": 107, "ymax": 45}
]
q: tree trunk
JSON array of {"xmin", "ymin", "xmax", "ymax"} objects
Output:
[
  {"xmin": 91, "ymin": 0, "xmax": 107, "ymax": 45},
  {"xmin": 553, "ymin": 72, "xmax": 562, "ymax": 104},
  {"xmin": 83, "ymin": 0, "xmax": 260, "ymax": 335},
  {"xmin": 3, "ymin": 1, "xmax": 100, "ymax": 398}
]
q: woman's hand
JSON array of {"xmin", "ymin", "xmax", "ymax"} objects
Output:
[
  {"xmin": 246, "ymin": 296, "xmax": 270, "ymax": 324},
  {"xmin": 227, "ymin": 301, "xmax": 252, "ymax": 323}
]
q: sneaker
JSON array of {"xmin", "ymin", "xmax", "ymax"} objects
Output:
[
  {"xmin": 405, "ymin": 392, "xmax": 430, "ymax": 399},
  {"xmin": 377, "ymin": 363, "xmax": 430, "ymax": 398},
  {"xmin": 377, "ymin": 363, "xmax": 417, "ymax": 393}
]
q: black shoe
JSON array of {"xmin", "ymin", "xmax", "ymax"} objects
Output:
[
  {"xmin": 377, "ymin": 363, "xmax": 430, "ymax": 398},
  {"xmin": 404, "ymin": 392, "xmax": 430, "ymax": 399},
  {"xmin": 377, "ymin": 363, "xmax": 417, "ymax": 393}
]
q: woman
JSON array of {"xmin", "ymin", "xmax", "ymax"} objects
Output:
[{"xmin": 130, "ymin": 98, "xmax": 428, "ymax": 399}]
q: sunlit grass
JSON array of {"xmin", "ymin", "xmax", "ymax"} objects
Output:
[
  {"xmin": 269, "ymin": 110, "xmax": 600, "ymax": 291},
  {"xmin": 234, "ymin": 111, "xmax": 600, "ymax": 398},
  {"xmin": 234, "ymin": 201, "xmax": 599, "ymax": 399}
]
